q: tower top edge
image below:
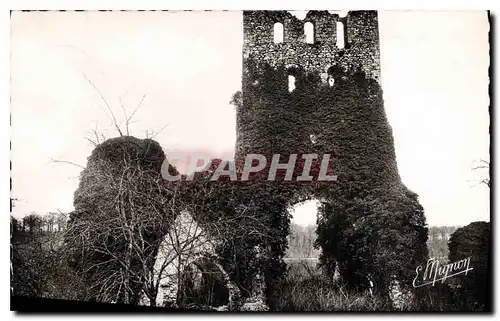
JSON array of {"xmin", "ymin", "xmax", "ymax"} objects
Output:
[{"xmin": 242, "ymin": 10, "xmax": 378, "ymax": 22}]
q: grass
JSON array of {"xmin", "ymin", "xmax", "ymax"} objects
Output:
[
  {"xmin": 276, "ymin": 260, "xmax": 391, "ymax": 311},
  {"xmin": 274, "ymin": 231, "xmax": 469, "ymax": 311},
  {"xmin": 274, "ymin": 259, "xmax": 476, "ymax": 312}
]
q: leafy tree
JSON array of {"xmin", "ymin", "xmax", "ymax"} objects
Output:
[
  {"xmin": 10, "ymin": 216, "xmax": 21, "ymax": 235},
  {"xmin": 64, "ymin": 138, "xmax": 269, "ymax": 307},
  {"xmin": 22, "ymin": 213, "xmax": 43, "ymax": 234}
]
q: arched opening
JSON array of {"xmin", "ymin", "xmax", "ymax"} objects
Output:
[
  {"xmin": 273, "ymin": 22, "xmax": 284, "ymax": 44},
  {"xmin": 285, "ymin": 199, "xmax": 322, "ymax": 280},
  {"xmin": 304, "ymin": 22, "xmax": 314, "ymax": 44},
  {"xmin": 336, "ymin": 21, "xmax": 345, "ymax": 49}
]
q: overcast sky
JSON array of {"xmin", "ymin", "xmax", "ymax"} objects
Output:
[{"xmin": 10, "ymin": 10, "xmax": 490, "ymax": 227}]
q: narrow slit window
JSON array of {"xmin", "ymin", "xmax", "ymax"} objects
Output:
[
  {"xmin": 336, "ymin": 21, "xmax": 345, "ymax": 49},
  {"xmin": 304, "ymin": 22, "xmax": 314, "ymax": 44},
  {"xmin": 274, "ymin": 22, "xmax": 284, "ymax": 44},
  {"xmin": 288, "ymin": 75, "xmax": 296, "ymax": 92}
]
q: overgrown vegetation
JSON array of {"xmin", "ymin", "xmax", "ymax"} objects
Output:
[
  {"xmin": 275, "ymin": 254, "xmax": 489, "ymax": 311},
  {"xmin": 448, "ymin": 221, "xmax": 491, "ymax": 311},
  {"xmin": 277, "ymin": 266, "xmax": 388, "ymax": 312},
  {"xmin": 13, "ymin": 212, "xmax": 488, "ymax": 312},
  {"xmin": 65, "ymin": 137, "xmax": 172, "ymax": 304},
  {"xmin": 11, "ymin": 213, "xmax": 88, "ymax": 301}
]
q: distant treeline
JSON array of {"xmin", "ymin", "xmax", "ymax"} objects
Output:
[
  {"xmin": 427, "ymin": 226, "xmax": 460, "ymax": 260},
  {"xmin": 285, "ymin": 224, "xmax": 461, "ymax": 260},
  {"xmin": 10, "ymin": 213, "xmax": 460, "ymax": 261},
  {"xmin": 285, "ymin": 224, "xmax": 320, "ymax": 259}
]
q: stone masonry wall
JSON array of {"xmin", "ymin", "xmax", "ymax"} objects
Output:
[{"xmin": 242, "ymin": 11, "xmax": 381, "ymax": 83}]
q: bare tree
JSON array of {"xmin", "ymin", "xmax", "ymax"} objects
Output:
[
  {"xmin": 80, "ymin": 71, "xmax": 169, "ymax": 141},
  {"xmin": 65, "ymin": 154, "xmax": 169, "ymax": 304},
  {"xmin": 85, "ymin": 121, "xmax": 108, "ymax": 147},
  {"xmin": 55, "ymin": 211, "xmax": 68, "ymax": 232}
]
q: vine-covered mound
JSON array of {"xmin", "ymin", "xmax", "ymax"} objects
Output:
[{"xmin": 66, "ymin": 136, "xmax": 177, "ymax": 303}]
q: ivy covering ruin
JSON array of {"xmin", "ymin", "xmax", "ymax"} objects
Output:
[{"xmin": 66, "ymin": 10, "xmax": 430, "ymax": 310}]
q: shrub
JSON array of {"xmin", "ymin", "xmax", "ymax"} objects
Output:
[{"xmin": 448, "ymin": 221, "xmax": 490, "ymax": 311}]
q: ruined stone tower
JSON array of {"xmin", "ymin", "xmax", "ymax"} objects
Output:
[{"xmin": 236, "ymin": 10, "xmax": 387, "ymax": 160}]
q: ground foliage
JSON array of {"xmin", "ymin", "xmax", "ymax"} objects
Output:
[{"xmin": 16, "ymin": 58, "xmax": 442, "ymax": 309}]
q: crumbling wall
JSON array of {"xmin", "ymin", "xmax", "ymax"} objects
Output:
[{"xmin": 67, "ymin": 136, "xmax": 174, "ymax": 304}]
